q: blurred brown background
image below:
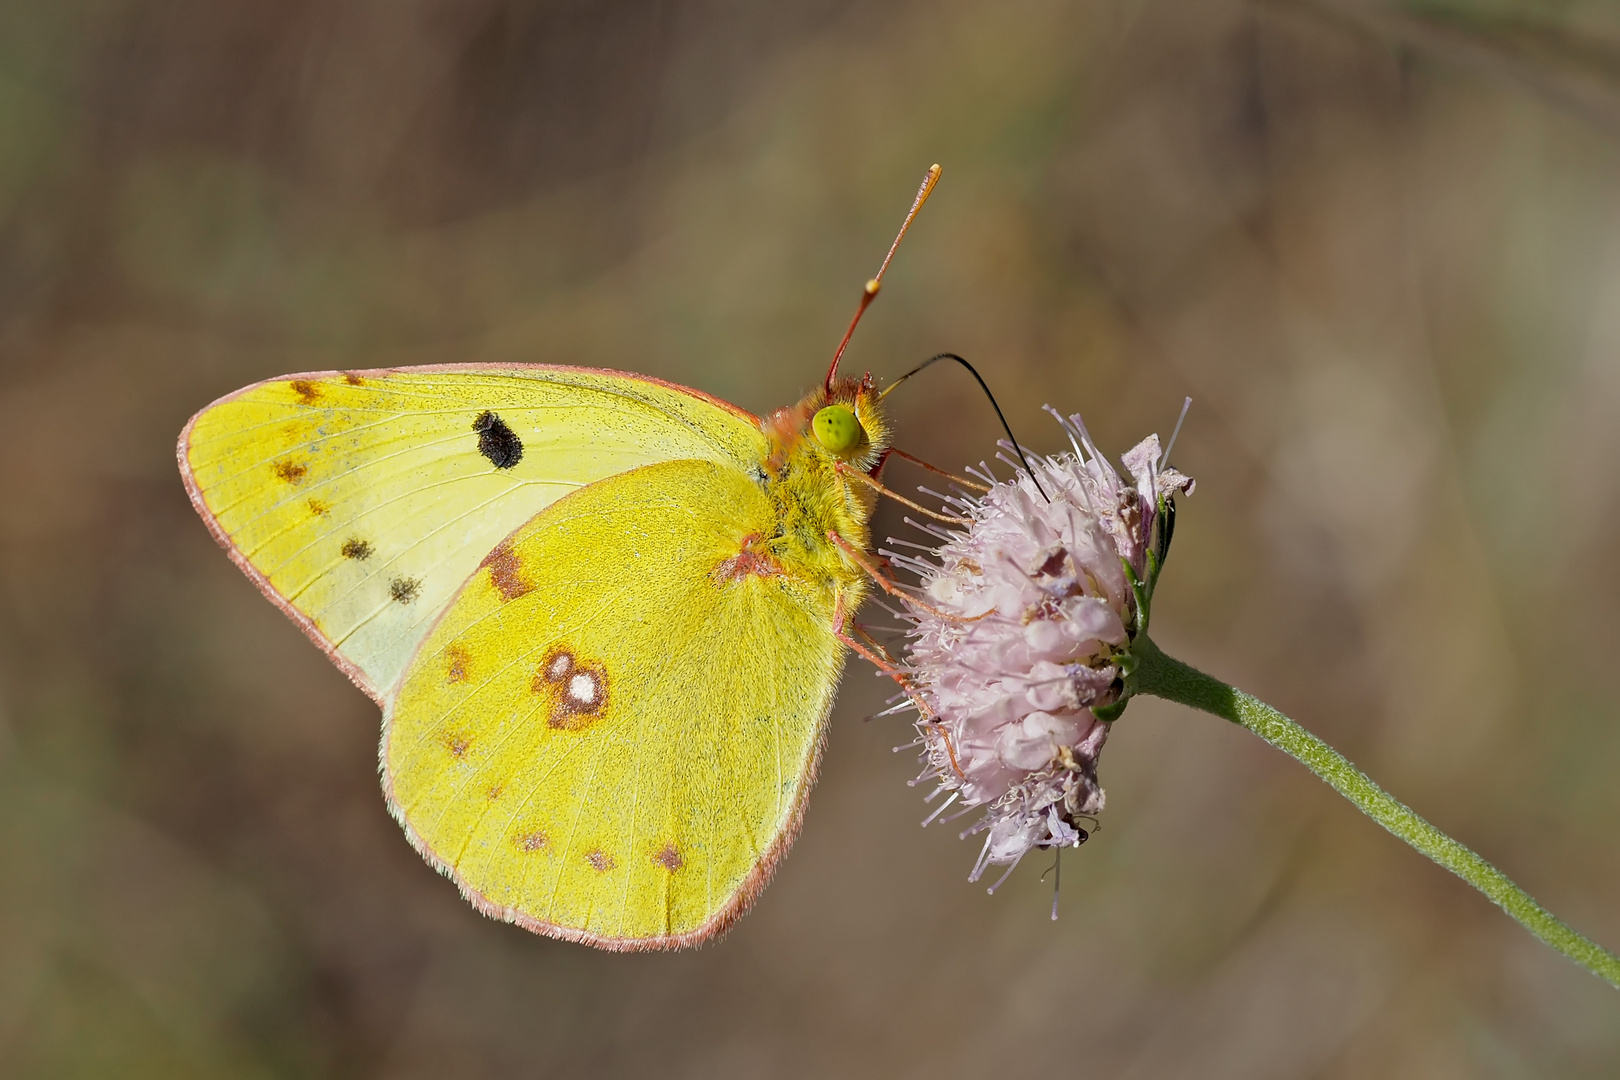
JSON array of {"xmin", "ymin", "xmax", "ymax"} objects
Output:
[{"xmin": 3, "ymin": 0, "xmax": 1620, "ymax": 1076}]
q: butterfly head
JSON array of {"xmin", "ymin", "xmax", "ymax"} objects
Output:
[{"xmin": 768, "ymin": 374, "xmax": 891, "ymax": 474}]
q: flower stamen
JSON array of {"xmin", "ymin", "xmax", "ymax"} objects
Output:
[
  {"xmin": 985, "ymin": 853, "xmax": 1027, "ymax": 895},
  {"xmin": 829, "ymin": 530, "xmax": 991, "ymax": 623},
  {"xmin": 922, "ymin": 791, "xmax": 959, "ymax": 827}
]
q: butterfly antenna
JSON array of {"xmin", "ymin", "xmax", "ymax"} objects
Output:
[
  {"xmin": 824, "ymin": 164, "xmax": 943, "ymax": 395},
  {"xmin": 882, "ymin": 352, "xmax": 1051, "ymax": 502}
]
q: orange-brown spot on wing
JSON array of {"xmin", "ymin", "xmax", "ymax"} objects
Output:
[
  {"xmin": 441, "ymin": 732, "xmax": 471, "ymax": 759},
  {"xmin": 485, "ymin": 783, "xmax": 504, "ymax": 801},
  {"xmin": 479, "ymin": 540, "xmax": 532, "ymax": 601},
  {"xmin": 535, "ymin": 648, "xmax": 573, "ymax": 687},
  {"xmin": 713, "ymin": 532, "xmax": 782, "ymax": 582},
  {"xmin": 290, "ymin": 380, "xmax": 322, "ymax": 405},
  {"xmin": 273, "ymin": 460, "xmax": 307, "ymax": 484},
  {"xmin": 586, "ymin": 849, "xmax": 615, "ymax": 872},
  {"xmin": 343, "ymin": 371, "xmax": 364, "ymax": 386},
  {"xmin": 340, "ymin": 537, "xmax": 373, "ymax": 560},
  {"xmin": 531, "ymin": 647, "xmax": 609, "ymax": 731},
  {"xmin": 514, "ymin": 830, "xmax": 548, "ymax": 853},
  {"xmin": 653, "ymin": 843, "xmax": 684, "ymax": 872},
  {"xmin": 445, "ymin": 644, "xmax": 471, "ymax": 684},
  {"xmin": 307, "ymin": 497, "xmax": 330, "ymax": 516}
]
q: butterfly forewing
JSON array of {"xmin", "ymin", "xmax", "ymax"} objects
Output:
[
  {"xmin": 180, "ymin": 366, "xmax": 766, "ymax": 700},
  {"xmin": 384, "ymin": 459, "xmax": 842, "ymax": 948}
]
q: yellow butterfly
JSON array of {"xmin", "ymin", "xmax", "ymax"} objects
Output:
[{"xmin": 178, "ymin": 167, "xmax": 942, "ymax": 950}]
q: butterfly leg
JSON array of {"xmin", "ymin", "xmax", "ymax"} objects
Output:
[
  {"xmin": 830, "ymin": 570, "xmax": 966, "ymax": 781},
  {"xmin": 831, "ymin": 592, "xmax": 935, "ymax": 720},
  {"xmin": 883, "ymin": 446, "xmax": 991, "ymax": 492},
  {"xmin": 827, "ymin": 531, "xmax": 989, "ymax": 624},
  {"xmin": 834, "ymin": 462, "xmax": 972, "ymax": 524},
  {"xmin": 922, "ymin": 720, "xmax": 968, "ymax": 782}
]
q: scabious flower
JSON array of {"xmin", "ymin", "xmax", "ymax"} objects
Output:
[
  {"xmin": 872, "ymin": 407, "xmax": 1618, "ymax": 985},
  {"xmin": 888, "ymin": 407, "xmax": 1193, "ymax": 890}
]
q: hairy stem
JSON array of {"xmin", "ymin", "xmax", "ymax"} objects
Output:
[{"xmin": 1132, "ymin": 636, "xmax": 1620, "ymax": 989}]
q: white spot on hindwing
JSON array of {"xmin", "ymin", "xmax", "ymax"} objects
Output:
[{"xmin": 567, "ymin": 671, "xmax": 600, "ymax": 707}]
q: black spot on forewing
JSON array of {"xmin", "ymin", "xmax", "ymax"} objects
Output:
[
  {"xmin": 389, "ymin": 577, "xmax": 421, "ymax": 604},
  {"xmin": 341, "ymin": 537, "xmax": 373, "ymax": 560},
  {"xmin": 473, "ymin": 411, "xmax": 523, "ymax": 469}
]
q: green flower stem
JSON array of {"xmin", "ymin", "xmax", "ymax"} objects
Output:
[{"xmin": 1131, "ymin": 635, "xmax": 1620, "ymax": 989}]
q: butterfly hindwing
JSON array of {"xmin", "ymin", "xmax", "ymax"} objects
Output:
[
  {"xmin": 179, "ymin": 366, "xmax": 767, "ymax": 700},
  {"xmin": 384, "ymin": 458, "xmax": 843, "ymax": 948}
]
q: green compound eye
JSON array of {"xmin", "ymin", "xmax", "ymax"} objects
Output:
[{"xmin": 812, "ymin": 404, "xmax": 863, "ymax": 453}]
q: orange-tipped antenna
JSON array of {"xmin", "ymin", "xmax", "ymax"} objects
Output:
[{"xmin": 824, "ymin": 163, "xmax": 942, "ymax": 394}]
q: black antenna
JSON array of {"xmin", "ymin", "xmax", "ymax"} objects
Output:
[{"xmin": 882, "ymin": 352, "xmax": 1050, "ymax": 501}]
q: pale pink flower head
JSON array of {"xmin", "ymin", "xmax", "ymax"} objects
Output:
[{"xmin": 891, "ymin": 406, "xmax": 1193, "ymax": 892}]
